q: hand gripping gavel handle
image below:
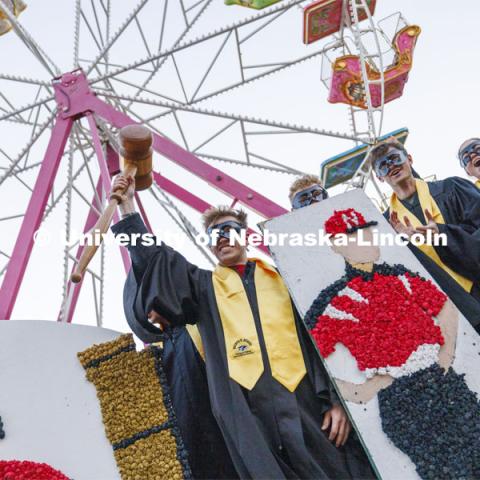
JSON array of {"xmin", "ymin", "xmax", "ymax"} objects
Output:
[
  {"xmin": 70, "ymin": 164, "xmax": 137, "ymax": 284},
  {"xmin": 70, "ymin": 124, "xmax": 152, "ymax": 284}
]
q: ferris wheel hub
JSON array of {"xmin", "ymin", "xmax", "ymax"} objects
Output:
[{"xmin": 52, "ymin": 69, "xmax": 93, "ymax": 119}]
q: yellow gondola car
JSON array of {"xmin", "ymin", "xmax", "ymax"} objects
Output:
[{"xmin": 0, "ymin": 0, "xmax": 27, "ymax": 36}]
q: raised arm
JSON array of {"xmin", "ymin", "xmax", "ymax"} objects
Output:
[
  {"xmin": 110, "ymin": 174, "xmax": 159, "ymax": 282},
  {"xmin": 111, "ymin": 174, "xmax": 204, "ymax": 338}
]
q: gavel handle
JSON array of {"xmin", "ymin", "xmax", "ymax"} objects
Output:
[{"xmin": 70, "ymin": 166, "xmax": 137, "ymax": 284}]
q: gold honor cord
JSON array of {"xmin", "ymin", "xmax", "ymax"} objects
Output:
[
  {"xmin": 213, "ymin": 259, "xmax": 306, "ymax": 392},
  {"xmin": 390, "ymin": 179, "xmax": 473, "ymax": 292}
]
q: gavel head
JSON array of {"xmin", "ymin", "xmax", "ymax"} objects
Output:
[{"xmin": 119, "ymin": 124, "xmax": 153, "ymax": 191}]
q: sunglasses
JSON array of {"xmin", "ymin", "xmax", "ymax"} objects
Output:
[
  {"xmin": 292, "ymin": 185, "xmax": 328, "ymax": 210},
  {"xmin": 206, "ymin": 220, "xmax": 245, "ymax": 246},
  {"xmin": 373, "ymin": 149, "xmax": 408, "ymax": 177},
  {"xmin": 458, "ymin": 140, "xmax": 480, "ymax": 168}
]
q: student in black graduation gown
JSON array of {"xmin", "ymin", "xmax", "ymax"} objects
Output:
[
  {"xmin": 458, "ymin": 138, "xmax": 480, "ymax": 189},
  {"xmin": 112, "ymin": 175, "xmax": 376, "ymax": 480},
  {"xmin": 110, "ymin": 176, "xmax": 237, "ymax": 480},
  {"xmin": 367, "ymin": 137, "xmax": 480, "ymax": 332}
]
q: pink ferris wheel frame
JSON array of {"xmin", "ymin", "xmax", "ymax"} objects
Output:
[{"xmin": 0, "ymin": 69, "xmax": 287, "ymax": 321}]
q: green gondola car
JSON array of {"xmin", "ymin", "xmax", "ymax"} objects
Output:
[{"xmin": 225, "ymin": 0, "xmax": 281, "ymax": 10}]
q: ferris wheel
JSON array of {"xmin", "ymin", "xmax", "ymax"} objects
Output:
[{"xmin": 0, "ymin": 0, "xmax": 419, "ymax": 327}]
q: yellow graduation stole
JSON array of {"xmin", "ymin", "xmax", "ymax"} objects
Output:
[
  {"xmin": 390, "ymin": 179, "xmax": 473, "ymax": 292},
  {"xmin": 475, "ymin": 179, "xmax": 480, "ymax": 189},
  {"xmin": 212, "ymin": 259, "xmax": 306, "ymax": 392},
  {"xmin": 186, "ymin": 324, "xmax": 205, "ymax": 360}
]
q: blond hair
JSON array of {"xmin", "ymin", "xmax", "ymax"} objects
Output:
[
  {"xmin": 201, "ymin": 206, "xmax": 248, "ymax": 231},
  {"xmin": 289, "ymin": 174, "xmax": 323, "ymax": 201}
]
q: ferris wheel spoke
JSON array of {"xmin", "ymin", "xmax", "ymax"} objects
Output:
[
  {"xmin": 247, "ymin": 151, "xmax": 305, "ymax": 174},
  {"xmin": 149, "ymin": 184, "xmax": 215, "ymax": 267},
  {"xmin": 9, "ymin": 170, "xmax": 34, "ymax": 193},
  {"xmin": 155, "ymin": 45, "xmax": 339, "ymax": 115},
  {"xmin": 80, "ymin": 7, "xmax": 104, "ymax": 52},
  {"xmin": 97, "ymin": 92, "xmax": 363, "ymax": 142},
  {"xmin": 60, "ymin": 136, "xmax": 75, "ymax": 318},
  {"xmin": 0, "ymin": 0, "xmax": 60, "ymax": 77},
  {"xmin": 171, "ymin": 54, "xmax": 189, "ymax": 104},
  {"xmin": 198, "ymin": 153, "xmax": 301, "ymax": 175},
  {"xmin": 90, "ymin": 0, "xmax": 106, "ymax": 48},
  {"xmin": 192, "ymin": 119, "xmax": 237, "ymax": 153},
  {"xmin": 26, "ymin": 87, "xmax": 44, "ymax": 123},
  {"xmin": 0, "ymin": 104, "xmax": 25, "ymax": 126},
  {"xmin": 191, "ymin": 47, "xmax": 333, "ymax": 103},
  {"xmin": 185, "ymin": 0, "xmax": 207, "ymax": 14},
  {"xmin": 133, "ymin": 16, "xmax": 154, "ymax": 69},
  {"xmin": 72, "ymin": 124, "xmax": 104, "ymax": 209},
  {"xmin": 5, "ymin": 161, "xmax": 42, "ymax": 175},
  {"xmin": 90, "ymin": 0, "xmax": 305, "ymax": 86},
  {"xmin": 0, "ymin": 74, "xmax": 49, "ymax": 87},
  {"xmin": 123, "ymin": 0, "xmax": 213, "ymax": 111},
  {"xmin": 190, "ymin": 30, "xmax": 233, "ymax": 103},
  {"xmin": 88, "ymin": 61, "xmax": 136, "ymax": 118},
  {"xmin": 178, "ymin": 0, "xmax": 189, "ymax": 27},
  {"xmin": 74, "ymin": 0, "xmax": 81, "ymax": 68},
  {"xmin": 0, "ymin": 116, "xmax": 40, "ymax": 127},
  {"xmin": 43, "ymin": 149, "xmax": 97, "ymax": 223},
  {"xmin": 157, "ymin": 0, "xmax": 169, "ymax": 57},
  {"xmin": 239, "ymin": 4, "xmax": 292, "ymax": 45},
  {"xmin": 0, "ymin": 110, "xmax": 56, "ymax": 186},
  {"xmin": 347, "ymin": 0, "xmax": 385, "ymax": 141},
  {"xmin": 0, "ymin": 214, "xmax": 25, "ymax": 222},
  {"xmin": 85, "ymin": 0, "xmax": 151, "ymax": 76},
  {"xmin": 132, "ymin": 105, "xmax": 308, "ymax": 175},
  {"xmin": 22, "ymin": 105, "xmax": 44, "ymax": 169},
  {"xmin": 109, "ymin": 76, "xmax": 182, "ymax": 104},
  {"xmin": 172, "ymin": 111, "xmax": 190, "ymax": 150},
  {"xmin": 79, "ymin": 58, "xmax": 154, "ymax": 74},
  {"xmin": 0, "ymin": 96, "xmax": 55, "ymax": 123},
  {"xmin": 117, "ymin": 102, "xmax": 177, "ymax": 144}
]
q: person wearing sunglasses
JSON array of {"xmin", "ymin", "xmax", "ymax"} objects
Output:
[
  {"xmin": 458, "ymin": 138, "xmax": 480, "ymax": 189},
  {"xmin": 366, "ymin": 137, "xmax": 480, "ymax": 332},
  {"xmin": 109, "ymin": 175, "xmax": 238, "ymax": 480},
  {"xmin": 114, "ymin": 174, "xmax": 375, "ymax": 479},
  {"xmin": 289, "ymin": 174, "xmax": 329, "ymax": 211}
]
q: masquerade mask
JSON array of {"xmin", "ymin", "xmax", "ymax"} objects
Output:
[
  {"xmin": 458, "ymin": 140, "xmax": 480, "ymax": 168},
  {"xmin": 292, "ymin": 185, "xmax": 328, "ymax": 210},
  {"xmin": 206, "ymin": 220, "xmax": 245, "ymax": 246},
  {"xmin": 373, "ymin": 149, "xmax": 408, "ymax": 177}
]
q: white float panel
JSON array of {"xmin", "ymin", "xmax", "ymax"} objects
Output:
[
  {"xmin": 0, "ymin": 320, "xmax": 122, "ymax": 480},
  {"xmin": 263, "ymin": 189, "xmax": 480, "ymax": 480}
]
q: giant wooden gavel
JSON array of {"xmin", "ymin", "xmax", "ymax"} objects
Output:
[{"xmin": 71, "ymin": 124, "xmax": 153, "ymax": 283}]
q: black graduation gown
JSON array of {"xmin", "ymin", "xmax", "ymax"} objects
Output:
[
  {"xmin": 111, "ymin": 214, "xmax": 237, "ymax": 480},
  {"xmin": 128, "ymin": 217, "xmax": 375, "ymax": 480},
  {"xmin": 385, "ymin": 176, "xmax": 480, "ymax": 330}
]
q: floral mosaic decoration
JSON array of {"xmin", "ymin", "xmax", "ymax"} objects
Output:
[
  {"xmin": 78, "ymin": 334, "xmax": 192, "ymax": 480},
  {"xmin": 0, "ymin": 460, "xmax": 70, "ymax": 480},
  {"xmin": 304, "ymin": 207, "xmax": 480, "ymax": 479}
]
